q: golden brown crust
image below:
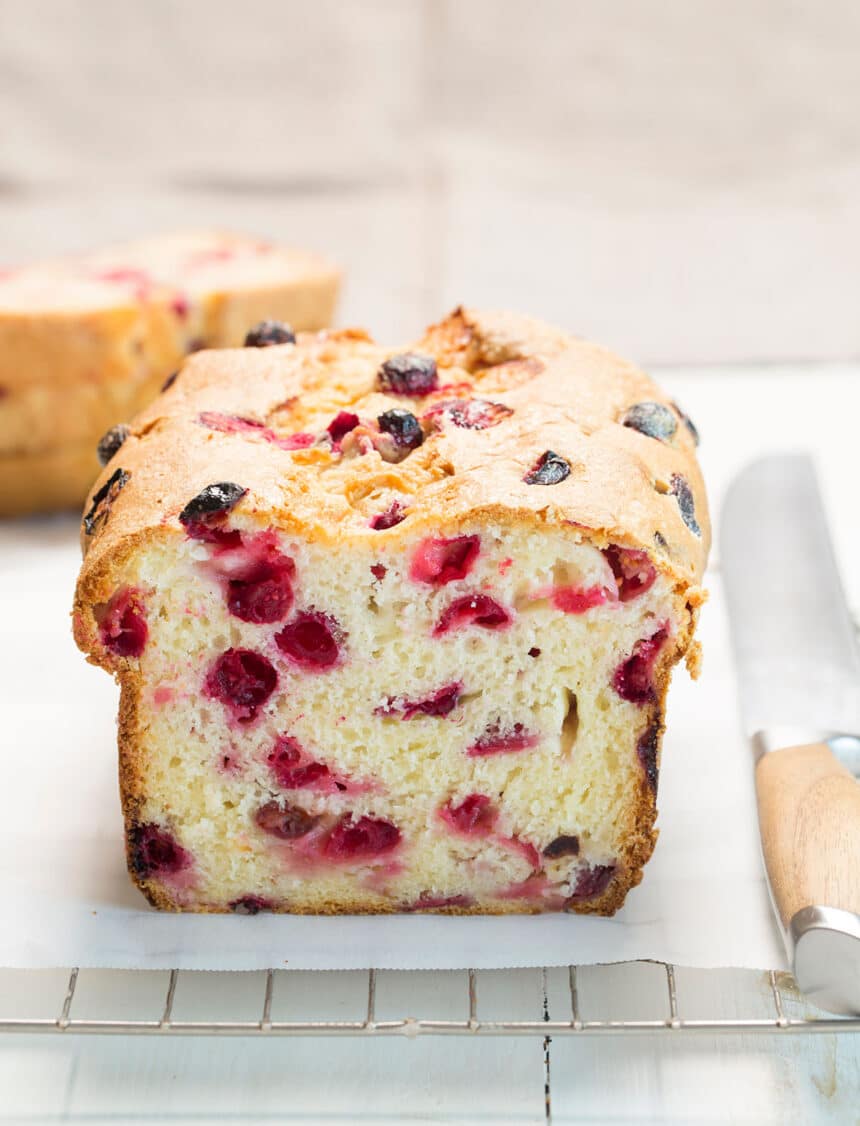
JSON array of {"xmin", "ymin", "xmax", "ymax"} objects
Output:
[
  {"xmin": 74, "ymin": 307, "xmax": 709, "ymax": 916},
  {"xmin": 77, "ymin": 307, "xmax": 708, "ymax": 589}
]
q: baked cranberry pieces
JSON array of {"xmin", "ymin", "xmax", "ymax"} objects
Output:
[
  {"xmin": 434, "ymin": 594, "xmax": 511, "ymax": 636},
  {"xmin": 543, "ymin": 835, "xmax": 580, "ymax": 859},
  {"xmin": 603, "ymin": 546, "xmax": 657, "ymax": 601},
  {"xmin": 551, "ymin": 586, "xmax": 609, "ymax": 614},
  {"xmin": 377, "ymin": 408, "xmax": 424, "ymax": 451},
  {"xmin": 129, "ymin": 824, "xmax": 191, "ymax": 879},
  {"xmin": 410, "ymin": 535, "xmax": 480, "ymax": 585},
  {"xmin": 267, "ymin": 735, "xmax": 341, "ymax": 792},
  {"xmin": 83, "ymin": 467, "xmax": 130, "ymax": 536},
  {"xmin": 199, "ymin": 411, "xmax": 266, "ymax": 436},
  {"xmin": 423, "ymin": 397, "xmax": 513, "ymax": 430},
  {"xmin": 376, "ymin": 681, "xmax": 463, "ymax": 719},
  {"xmin": 198, "ymin": 411, "xmax": 315, "ymax": 452},
  {"xmin": 229, "ymin": 896, "xmax": 273, "ymax": 915},
  {"xmin": 244, "ymin": 320, "xmax": 296, "ymax": 347},
  {"xmin": 255, "ymin": 800, "xmax": 318, "ymax": 839},
  {"xmin": 637, "ymin": 720, "xmax": 661, "ymax": 791},
  {"xmin": 440, "ymin": 794, "xmax": 498, "ymax": 836},
  {"xmin": 613, "ymin": 629, "xmax": 668, "ymax": 705},
  {"xmin": 370, "ymin": 501, "xmax": 407, "ymax": 530},
  {"xmin": 276, "ymin": 611, "xmax": 343, "ymax": 670},
  {"xmin": 96, "ymin": 423, "xmax": 130, "ymax": 466},
  {"xmin": 227, "ymin": 555, "xmax": 295, "ymax": 624},
  {"xmin": 179, "ymin": 482, "xmax": 247, "ymax": 546},
  {"xmin": 670, "ymin": 474, "xmax": 701, "ymax": 537},
  {"xmin": 523, "ymin": 450, "xmax": 571, "ymax": 486},
  {"xmin": 205, "ymin": 648, "xmax": 278, "ymax": 723},
  {"xmin": 377, "ymin": 352, "xmax": 439, "ymax": 397},
  {"xmin": 99, "ymin": 587, "xmax": 148, "ymax": 658},
  {"xmin": 407, "ymin": 893, "xmax": 474, "ymax": 911},
  {"xmin": 621, "ymin": 401, "xmax": 677, "ymax": 442},
  {"xmin": 672, "ymin": 400, "xmax": 700, "ymax": 446},
  {"xmin": 323, "ymin": 815, "xmax": 401, "ymax": 861},
  {"xmin": 567, "ymin": 864, "xmax": 616, "ymax": 903},
  {"xmin": 327, "ymin": 411, "xmax": 360, "ymax": 444},
  {"xmin": 467, "ymin": 722, "xmax": 538, "ymax": 757}
]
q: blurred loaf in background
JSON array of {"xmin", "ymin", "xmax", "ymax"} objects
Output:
[{"xmin": 0, "ymin": 232, "xmax": 339, "ymax": 516}]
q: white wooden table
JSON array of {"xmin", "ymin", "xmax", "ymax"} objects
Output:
[{"xmin": 1, "ymin": 364, "xmax": 858, "ymax": 1123}]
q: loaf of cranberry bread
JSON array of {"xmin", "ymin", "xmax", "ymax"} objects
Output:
[
  {"xmin": 0, "ymin": 231, "xmax": 339, "ymax": 516},
  {"xmin": 73, "ymin": 307, "xmax": 708, "ymax": 915}
]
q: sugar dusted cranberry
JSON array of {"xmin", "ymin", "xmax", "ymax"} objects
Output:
[
  {"xmin": 327, "ymin": 411, "xmax": 360, "ymax": 443},
  {"xmin": 568, "ymin": 864, "xmax": 616, "ymax": 903},
  {"xmin": 410, "ymin": 535, "xmax": 480, "ymax": 585},
  {"xmin": 672, "ymin": 400, "xmax": 700, "ymax": 446},
  {"xmin": 255, "ymin": 800, "xmax": 318, "ymax": 839},
  {"xmin": 129, "ymin": 823, "xmax": 190, "ymax": 878},
  {"xmin": 543, "ymin": 835, "xmax": 580, "ymax": 859},
  {"xmin": 371, "ymin": 563, "xmax": 387, "ymax": 580},
  {"xmin": 230, "ymin": 896, "xmax": 272, "ymax": 915},
  {"xmin": 227, "ymin": 556, "xmax": 295, "ymax": 624},
  {"xmin": 205, "ymin": 648, "xmax": 278, "ymax": 723},
  {"xmin": 370, "ymin": 501, "xmax": 407, "ymax": 530},
  {"xmin": 323, "ymin": 815, "xmax": 401, "ymax": 860},
  {"xmin": 523, "ymin": 450, "xmax": 571, "ymax": 486},
  {"xmin": 434, "ymin": 594, "xmax": 511, "ymax": 636},
  {"xmin": 637, "ymin": 721, "xmax": 661, "ymax": 791},
  {"xmin": 97, "ymin": 423, "xmax": 130, "ymax": 466},
  {"xmin": 275, "ymin": 611, "xmax": 342, "ymax": 670},
  {"xmin": 180, "ymin": 482, "xmax": 247, "ymax": 526},
  {"xmin": 377, "ymin": 352, "xmax": 438, "ymax": 397},
  {"xmin": 603, "ymin": 546, "xmax": 657, "ymax": 602},
  {"xmin": 622, "ymin": 401, "xmax": 677, "ymax": 442},
  {"xmin": 100, "ymin": 587, "xmax": 148, "ymax": 658},
  {"xmin": 528, "ymin": 647, "xmax": 541, "ymax": 658},
  {"xmin": 424, "ymin": 397, "xmax": 513, "ymax": 430},
  {"xmin": 440, "ymin": 794, "xmax": 498, "ymax": 836},
  {"xmin": 376, "ymin": 681, "xmax": 463, "ymax": 720},
  {"xmin": 467, "ymin": 721, "xmax": 538, "ymax": 757},
  {"xmin": 552, "ymin": 585, "xmax": 609, "ymax": 614},
  {"xmin": 377, "ymin": 408, "xmax": 424, "ymax": 451},
  {"xmin": 670, "ymin": 474, "xmax": 701, "ymax": 536},
  {"xmin": 613, "ymin": 629, "xmax": 668, "ymax": 705},
  {"xmin": 83, "ymin": 467, "xmax": 130, "ymax": 536},
  {"xmin": 244, "ymin": 320, "xmax": 296, "ymax": 347},
  {"xmin": 179, "ymin": 482, "xmax": 247, "ymax": 547}
]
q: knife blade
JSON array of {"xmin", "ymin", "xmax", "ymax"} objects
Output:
[
  {"xmin": 721, "ymin": 453, "xmax": 860, "ymax": 1016},
  {"xmin": 721, "ymin": 453, "xmax": 860, "ymax": 737}
]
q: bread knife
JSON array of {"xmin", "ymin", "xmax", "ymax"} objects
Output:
[{"xmin": 721, "ymin": 453, "xmax": 860, "ymax": 1015}]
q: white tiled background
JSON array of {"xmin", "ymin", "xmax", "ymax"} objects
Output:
[{"xmin": 2, "ymin": 2, "xmax": 859, "ymax": 1122}]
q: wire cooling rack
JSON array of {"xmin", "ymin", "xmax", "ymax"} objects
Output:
[{"xmin": 1, "ymin": 964, "xmax": 858, "ymax": 1037}]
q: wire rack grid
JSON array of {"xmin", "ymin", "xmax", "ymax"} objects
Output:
[{"xmin": 2, "ymin": 963, "xmax": 858, "ymax": 1038}]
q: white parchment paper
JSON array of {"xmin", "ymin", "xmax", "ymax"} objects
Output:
[{"xmin": 0, "ymin": 517, "xmax": 786, "ymax": 972}]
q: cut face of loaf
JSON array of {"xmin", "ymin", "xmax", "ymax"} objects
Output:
[
  {"xmin": 0, "ymin": 230, "xmax": 340, "ymax": 516},
  {"xmin": 74, "ymin": 308, "xmax": 709, "ymax": 915}
]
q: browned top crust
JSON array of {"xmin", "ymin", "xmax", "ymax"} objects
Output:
[{"xmin": 75, "ymin": 307, "xmax": 709, "ymax": 606}]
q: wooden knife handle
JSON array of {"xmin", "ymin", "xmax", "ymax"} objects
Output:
[{"xmin": 755, "ymin": 742, "xmax": 860, "ymax": 928}]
